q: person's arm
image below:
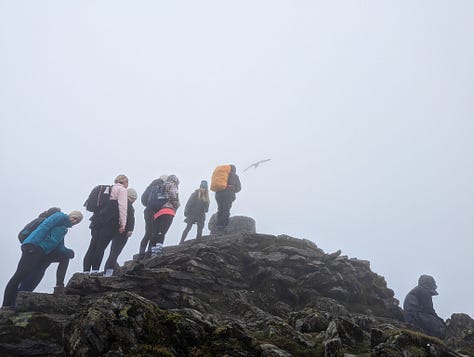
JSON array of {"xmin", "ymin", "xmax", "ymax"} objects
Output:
[{"xmin": 184, "ymin": 191, "xmax": 197, "ymax": 216}]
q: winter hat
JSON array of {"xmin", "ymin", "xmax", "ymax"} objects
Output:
[
  {"xmin": 69, "ymin": 210, "xmax": 83, "ymax": 223},
  {"xmin": 200, "ymin": 180, "xmax": 208, "ymax": 189},
  {"xmin": 159, "ymin": 174, "xmax": 169, "ymax": 182},
  {"xmin": 127, "ymin": 188, "xmax": 138, "ymax": 200}
]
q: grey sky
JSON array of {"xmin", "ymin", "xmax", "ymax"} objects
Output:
[{"xmin": 1, "ymin": 1, "xmax": 473, "ymax": 319}]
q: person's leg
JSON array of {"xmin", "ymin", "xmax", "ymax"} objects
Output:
[
  {"xmin": 3, "ymin": 245, "xmax": 44, "ymax": 307},
  {"xmin": 216, "ymin": 191, "xmax": 233, "ymax": 228},
  {"xmin": 18, "ymin": 261, "xmax": 50, "ymax": 292},
  {"xmin": 196, "ymin": 220, "xmax": 204, "ymax": 239},
  {"xmin": 90, "ymin": 224, "xmax": 116, "ymax": 272},
  {"xmin": 157, "ymin": 215, "xmax": 173, "ymax": 244},
  {"xmin": 104, "ymin": 233, "xmax": 128, "ymax": 275},
  {"xmin": 150, "ymin": 215, "xmax": 174, "ymax": 256},
  {"xmin": 180, "ymin": 222, "xmax": 193, "ymax": 244},
  {"xmin": 83, "ymin": 228, "xmax": 100, "ymax": 272},
  {"xmin": 55, "ymin": 256, "xmax": 70, "ymax": 287},
  {"xmin": 139, "ymin": 209, "xmax": 152, "ymax": 254}
]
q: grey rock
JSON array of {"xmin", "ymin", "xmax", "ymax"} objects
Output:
[{"xmin": 208, "ymin": 214, "xmax": 256, "ymax": 234}]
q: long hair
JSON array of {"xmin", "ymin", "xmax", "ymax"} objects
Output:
[{"xmin": 198, "ymin": 188, "xmax": 210, "ymax": 203}]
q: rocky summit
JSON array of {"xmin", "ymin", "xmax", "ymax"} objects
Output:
[{"xmin": 0, "ymin": 233, "xmax": 473, "ymax": 356}]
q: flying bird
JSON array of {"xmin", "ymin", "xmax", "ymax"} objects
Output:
[{"xmin": 243, "ymin": 159, "xmax": 271, "ymax": 172}]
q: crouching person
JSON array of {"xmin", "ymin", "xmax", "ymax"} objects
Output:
[
  {"xmin": 403, "ymin": 275, "xmax": 447, "ymax": 339},
  {"xmin": 2, "ymin": 210, "xmax": 83, "ymax": 309}
]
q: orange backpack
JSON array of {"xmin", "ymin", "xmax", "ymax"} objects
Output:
[{"xmin": 210, "ymin": 165, "xmax": 231, "ymax": 192}]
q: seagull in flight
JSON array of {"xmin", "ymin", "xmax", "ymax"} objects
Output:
[{"xmin": 243, "ymin": 159, "xmax": 271, "ymax": 172}]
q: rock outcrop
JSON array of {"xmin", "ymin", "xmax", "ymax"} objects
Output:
[
  {"xmin": 208, "ymin": 214, "xmax": 256, "ymax": 235},
  {"xmin": 0, "ymin": 233, "xmax": 472, "ymax": 356}
]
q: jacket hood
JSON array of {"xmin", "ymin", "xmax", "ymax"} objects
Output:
[{"xmin": 418, "ymin": 275, "xmax": 438, "ymax": 296}]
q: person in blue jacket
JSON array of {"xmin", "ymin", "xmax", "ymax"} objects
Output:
[{"xmin": 2, "ymin": 210, "xmax": 83, "ymax": 308}]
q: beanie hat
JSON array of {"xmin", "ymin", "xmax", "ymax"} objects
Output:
[
  {"xmin": 69, "ymin": 210, "xmax": 83, "ymax": 223},
  {"xmin": 127, "ymin": 188, "xmax": 138, "ymax": 200},
  {"xmin": 200, "ymin": 180, "xmax": 208, "ymax": 189},
  {"xmin": 159, "ymin": 174, "xmax": 169, "ymax": 182}
]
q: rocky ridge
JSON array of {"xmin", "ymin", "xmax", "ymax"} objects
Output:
[{"xmin": 0, "ymin": 232, "xmax": 473, "ymax": 356}]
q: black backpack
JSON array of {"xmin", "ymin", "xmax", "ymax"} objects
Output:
[
  {"xmin": 147, "ymin": 183, "xmax": 168, "ymax": 211},
  {"xmin": 84, "ymin": 185, "xmax": 112, "ymax": 213},
  {"xmin": 18, "ymin": 207, "xmax": 61, "ymax": 243}
]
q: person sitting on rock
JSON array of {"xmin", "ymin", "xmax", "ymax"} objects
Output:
[
  {"xmin": 180, "ymin": 180, "xmax": 210, "ymax": 244},
  {"xmin": 403, "ymin": 275, "xmax": 447, "ymax": 339}
]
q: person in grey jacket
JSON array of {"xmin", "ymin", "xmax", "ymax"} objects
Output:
[
  {"xmin": 403, "ymin": 275, "xmax": 447, "ymax": 339},
  {"xmin": 180, "ymin": 180, "xmax": 210, "ymax": 243}
]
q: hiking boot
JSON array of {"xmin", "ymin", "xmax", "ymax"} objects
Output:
[
  {"xmin": 151, "ymin": 243, "xmax": 163, "ymax": 257},
  {"xmin": 53, "ymin": 286, "xmax": 66, "ymax": 295}
]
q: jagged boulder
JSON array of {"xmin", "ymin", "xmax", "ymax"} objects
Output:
[
  {"xmin": 208, "ymin": 214, "xmax": 256, "ymax": 234},
  {"xmin": 0, "ymin": 233, "xmax": 471, "ymax": 356},
  {"xmin": 446, "ymin": 313, "xmax": 474, "ymax": 356}
]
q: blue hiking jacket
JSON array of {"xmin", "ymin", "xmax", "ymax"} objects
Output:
[{"xmin": 22, "ymin": 211, "xmax": 72, "ymax": 254}]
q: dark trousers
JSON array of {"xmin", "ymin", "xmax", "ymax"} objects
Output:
[
  {"xmin": 139, "ymin": 209, "xmax": 154, "ymax": 254},
  {"xmin": 3, "ymin": 244, "xmax": 45, "ymax": 307},
  {"xmin": 83, "ymin": 223, "xmax": 117, "ymax": 272},
  {"xmin": 104, "ymin": 233, "xmax": 128, "ymax": 270},
  {"xmin": 149, "ymin": 214, "xmax": 174, "ymax": 250},
  {"xmin": 180, "ymin": 221, "xmax": 204, "ymax": 243},
  {"xmin": 215, "ymin": 190, "xmax": 234, "ymax": 228},
  {"xmin": 18, "ymin": 249, "xmax": 70, "ymax": 291}
]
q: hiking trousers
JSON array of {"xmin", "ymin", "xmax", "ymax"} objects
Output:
[
  {"xmin": 104, "ymin": 232, "xmax": 128, "ymax": 271},
  {"xmin": 18, "ymin": 248, "xmax": 71, "ymax": 291},
  {"xmin": 3, "ymin": 244, "xmax": 45, "ymax": 307},
  {"xmin": 149, "ymin": 214, "xmax": 174, "ymax": 251}
]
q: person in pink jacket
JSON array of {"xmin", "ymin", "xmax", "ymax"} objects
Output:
[{"xmin": 83, "ymin": 174, "xmax": 129, "ymax": 275}]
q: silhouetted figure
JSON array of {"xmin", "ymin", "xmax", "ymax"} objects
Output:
[
  {"xmin": 403, "ymin": 275, "xmax": 447, "ymax": 339},
  {"xmin": 214, "ymin": 165, "xmax": 241, "ymax": 231},
  {"xmin": 180, "ymin": 180, "xmax": 210, "ymax": 243},
  {"xmin": 138, "ymin": 175, "xmax": 168, "ymax": 256},
  {"xmin": 83, "ymin": 174, "xmax": 129, "ymax": 275},
  {"xmin": 148, "ymin": 175, "xmax": 180, "ymax": 257}
]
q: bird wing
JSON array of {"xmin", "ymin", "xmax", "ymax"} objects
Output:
[{"xmin": 243, "ymin": 159, "xmax": 271, "ymax": 172}]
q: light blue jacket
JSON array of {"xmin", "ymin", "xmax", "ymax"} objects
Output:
[{"xmin": 22, "ymin": 211, "xmax": 72, "ymax": 254}]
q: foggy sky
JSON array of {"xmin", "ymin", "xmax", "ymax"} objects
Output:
[{"xmin": 1, "ymin": 1, "xmax": 473, "ymax": 319}]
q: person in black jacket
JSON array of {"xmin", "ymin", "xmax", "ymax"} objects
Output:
[
  {"xmin": 104, "ymin": 188, "xmax": 137, "ymax": 277},
  {"xmin": 215, "ymin": 165, "xmax": 241, "ymax": 231},
  {"xmin": 180, "ymin": 180, "xmax": 210, "ymax": 244},
  {"xmin": 403, "ymin": 275, "xmax": 447, "ymax": 339},
  {"xmin": 138, "ymin": 175, "xmax": 168, "ymax": 257}
]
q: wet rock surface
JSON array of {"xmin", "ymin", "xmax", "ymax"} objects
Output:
[{"xmin": 0, "ymin": 233, "xmax": 472, "ymax": 356}]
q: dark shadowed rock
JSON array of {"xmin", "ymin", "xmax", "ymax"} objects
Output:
[
  {"xmin": 208, "ymin": 214, "xmax": 256, "ymax": 234},
  {"xmin": 0, "ymin": 233, "xmax": 471, "ymax": 356}
]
